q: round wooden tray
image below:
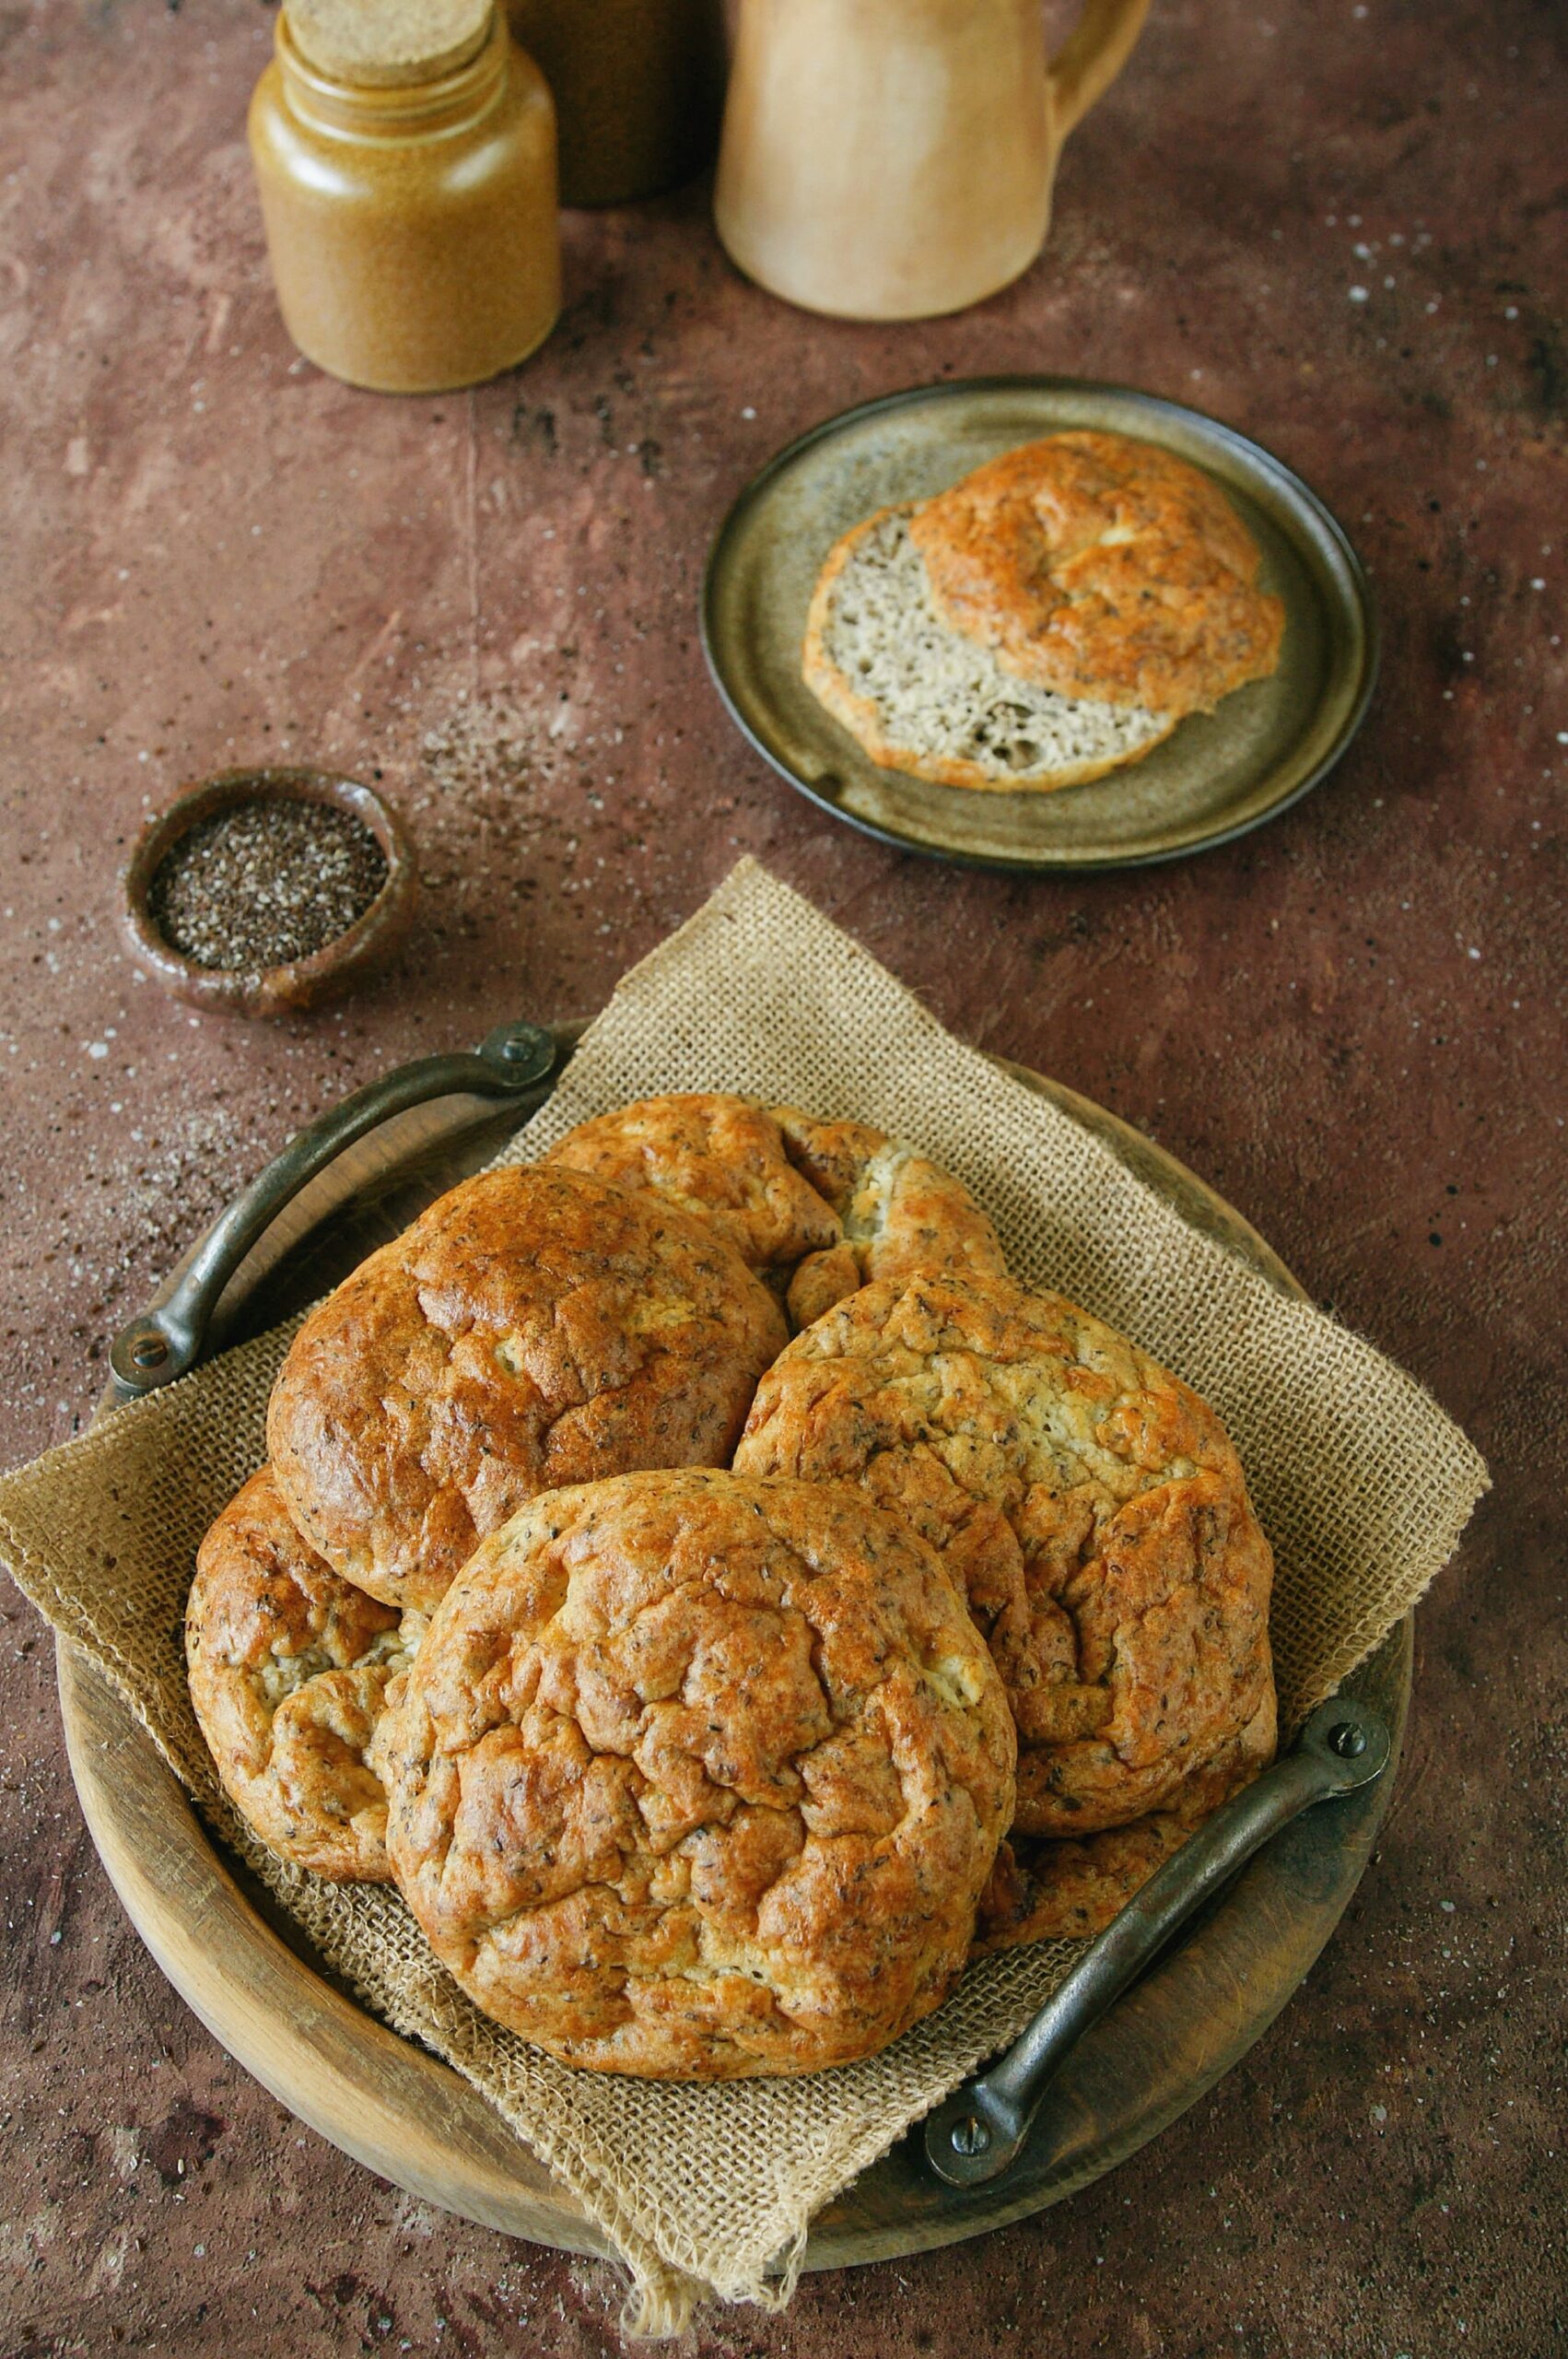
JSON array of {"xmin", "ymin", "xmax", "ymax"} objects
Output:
[{"xmin": 57, "ymin": 1048, "xmax": 1410, "ymax": 2269}]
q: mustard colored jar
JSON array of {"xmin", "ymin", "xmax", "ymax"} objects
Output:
[{"xmin": 249, "ymin": 0, "xmax": 560, "ymax": 394}]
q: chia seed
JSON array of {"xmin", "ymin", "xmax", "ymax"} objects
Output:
[{"xmin": 147, "ymin": 795, "xmax": 389, "ymax": 974}]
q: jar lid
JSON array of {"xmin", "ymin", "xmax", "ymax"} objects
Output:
[{"xmin": 285, "ymin": 0, "xmax": 494, "ymax": 88}]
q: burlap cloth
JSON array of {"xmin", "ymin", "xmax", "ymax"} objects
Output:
[{"xmin": 0, "ymin": 859, "xmax": 1488, "ymax": 2333}]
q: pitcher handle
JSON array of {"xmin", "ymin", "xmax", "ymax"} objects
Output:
[{"xmin": 1048, "ymin": 0, "xmax": 1152, "ymax": 139}]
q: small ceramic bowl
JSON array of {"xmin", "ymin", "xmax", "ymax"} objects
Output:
[{"xmin": 122, "ymin": 767, "xmax": 419, "ymax": 1017}]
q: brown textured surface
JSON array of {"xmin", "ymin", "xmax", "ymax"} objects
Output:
[
  {"xmin": 185, "ymin": 1466, "xmax": 415, "ymax": 1884},
  {"xmin": 770, "ymin": 1106, "xmax": 1011, "ymax": 1322},
  {"xmin": 545, "ymin": 1090, "xmax": 1007, "ymax": 1324},
  {"xmin": 380, "ymin": 1469, "xmax": 1014, "ymax": 2077},
  {"xmin": 909, "ymin": 430, "xmax": 1285, "ymax": 715},
  {"xmin": 0, "ymin": 0, "xmax": 1560, "ymax": 2352},
  {"xmin": 548, "ymin": 1093, "xmax": 843, "ymax": 1277},
  {"xmin": 284, "ymin": 0, "xmax": 492, "ymax": 89},
  {"xmin": 267, "ymin": 1163, "xmax": 788, "ymax": 1610},
  {"xmin": 733, "ymin": 1272, "xmax": 1277, "ymax": 1838}
]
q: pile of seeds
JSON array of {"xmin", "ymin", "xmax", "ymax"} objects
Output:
[{"xmin": 147, "ymin": 795, "xmax": 389, "ymax": 973}]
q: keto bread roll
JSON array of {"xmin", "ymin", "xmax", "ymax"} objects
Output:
[
  {"xmin": 771, "ymin": 1102, "xmax": 1011, "ymax": 1322},
  {"xmin": 545, "ymin": 1094, "xmax": 840, "ymax": 1284},
  {"xmin": 267, "ymin": 1165, "xmax": 788, "ymax": 1614},
  {"xmin": 544, "ymin": 1091, "xmax": 1007, "ymax": 1329},
  {"xmin": 973, "ymin": 1731, "xmax": 1270, "ymax": 1952},
  {"xmin": 733, "ymin": 1271, "xmax": 1276, "ymax": 1842},
  {"xmin": 802, "ymin": 430, "xmax": 1283, "ymax": 794},
  {"xmin": 802, "ymin": 504, "xmax": 1176, "ymax": 792},
  {"xmin": 908, "ymin": 429, "xmax": 1285, "ymax": 716},
  {"xmin": 185, "ymin": 1467, "xmax": 425, "ymax": 1882},
  {"xmin": 378, "ymin": 1468, "xmax": 1016, "ymax": 2078}
]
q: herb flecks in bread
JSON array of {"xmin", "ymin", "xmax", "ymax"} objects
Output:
[
  {"xmin": 266, "ymin": 1164, "xmax": 789, "ymax": 1614},
  {"xmin": 545, "ymin": 1090, "xmax": 1006, "ymax": 1328},
  {"xmin": 802, "ymin": 429, "xmax": 1284, "ymax": 794},
  {"xmin": 185, "ymin": 1466, "xmax": 426, "ymax": 1883},
  {"xmin": 733, "ymin": 1271, "xmax": 1277, "ymax": 1841},
  {"xmin": 974, "ymin": 1732, "xmax": 1270, "ymax": 1951},
  {"xmin": 802, "ymin": 506, "xmax": 1176, "ymax": 793},
  {"xmin": 379, "ymin": 1469, "xmax": 1015, "ymax": 2078}
]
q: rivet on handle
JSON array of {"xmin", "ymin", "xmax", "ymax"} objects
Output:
[{"xmin": 924, "ymin": 1697, "xmax": 1391, "ymax": 2190}]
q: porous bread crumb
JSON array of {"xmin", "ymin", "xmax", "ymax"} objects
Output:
[{"xmin": 802, "ymin": 507, "xmax": 1174, "ymax": 793}]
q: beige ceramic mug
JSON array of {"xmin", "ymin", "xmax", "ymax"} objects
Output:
[{"xmin": 715, "ymin": 0, "xmax": 1151, "ymax": 321}]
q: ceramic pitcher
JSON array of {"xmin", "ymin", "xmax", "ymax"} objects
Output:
[{"xmin": 714, "ymin": 0, "xmax": 1151, "ymax": 320}]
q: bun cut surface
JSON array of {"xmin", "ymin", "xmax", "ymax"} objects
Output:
[
  {"xmin": 267, "ymin": 1165, "xmax": 788, "ymax": 1614},
  {"xmin": 802, "ymin": 505, "xmax": 1176, "ymax": 793},
  {"xmin": 378, "ymin": 1468, "xmax": 1015, "ymax": 2078}
]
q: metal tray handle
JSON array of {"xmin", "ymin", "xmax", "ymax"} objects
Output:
[
  {"xmin": 109, "ymin": 1020, "xmax": 559, "ymax": 1398},
  {"xmin": 925, "ymin": 1696, "xmax": 1391, "ymax": 2187}
]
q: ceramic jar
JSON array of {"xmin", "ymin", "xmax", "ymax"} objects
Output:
[
  {"xmin": 508, "ymin": 0, "xmax": 729, "ymax": 205},
  {"xmin": 249, "ymin": 0, "xmax": 560, "ymax": 393},
  {"xmin": 715, "ymin": 0, "xmax": 1151, "ymax": 321}
]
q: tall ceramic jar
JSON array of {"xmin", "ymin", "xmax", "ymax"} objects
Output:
[
  {"xmin": 506, "ymin": 0, "xmax": 729, "ymax": 205},
  {"xmin": 249, "ymin": 0, "xmax": 560, "ymax": 393},
  {"xmin": 715, "ymin": 0, "xmax": 1150, "ymax": 320}
]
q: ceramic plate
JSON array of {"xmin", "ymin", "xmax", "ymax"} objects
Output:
[{"xmin": 702, "ymin": 378, "xmax": 1377, "ymax": 872}]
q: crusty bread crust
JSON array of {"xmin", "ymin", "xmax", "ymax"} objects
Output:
[
  {"xmin": 545, "ymin": 1091, "xmax": 1006, "ymax": 1329},
  {"xmin": 379, "ymin": 1469, "xmax": 1015, "ymax": 2078},
  {"xmin": 185, "ymin": 1466, "xmax": 423, "ymax": 1882},
  {"xmin": 770, "ymin": 1103, "xmax": 1009, "ymax": 1322},
  {"xmin": 802, "ymin": 505, "xmax": 1176, "ymax": 792},
  {"xmin": 544, "ymin": 1094, "xmax": 841, "ymax": 1281},
  {"xmin": 267, "ymin": 1165, "xmax": 789, "ymax": 1614},
  {"xmin": 909, "ymin": 430, "xmax": 1285, "ymax": 716},
  {"xmin": 733, "ymin": 1270, "xmax": 1277, "ymax": 1842}
]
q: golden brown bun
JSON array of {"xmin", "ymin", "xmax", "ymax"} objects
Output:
[
  {"xmin": 267, "ymin": 1166, "xmax": 789, "ymax": 1614},
  {"xmin": 544, "ymin": 1094, "xmax": 840, "ymax": 1277},
  {"xmin": 733, "ymin": 1271, "xmax": 1276, "ymax": 1841},
  {"xmin": 378, "ymin": 1469, "xmax": 1016, "ymax": 2079},
  {"xmin": 769, "ymin": 1105, "xmax": 1010, "ymax": 1320},
  {"xmin": 185, "ymin": 1467, "xmax": 424, "ymax": 1882},
  {"xmin": 544, "ymin": 1092, "xmax": 1007, "ymax": 1329},
  {"xmin": 801, "ymin": 503, "xmax": 1177, "ymax": 794},
  {"xmin": 908, "ymin": 430, "xmax": 1285, "ymax": 718},
  {"xmin": 973, "ymin": 1722, "xmax": 1274, "ymax": 1951}
]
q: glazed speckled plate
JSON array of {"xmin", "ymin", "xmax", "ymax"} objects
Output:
[{"xmin": 701, "ymin": 378, "xmax": 1378, "ymax": 873}]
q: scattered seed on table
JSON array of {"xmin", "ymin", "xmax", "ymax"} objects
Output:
[{"xmin": 147, "ymin": 797, "xmax": 388, "ymax": 973}]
